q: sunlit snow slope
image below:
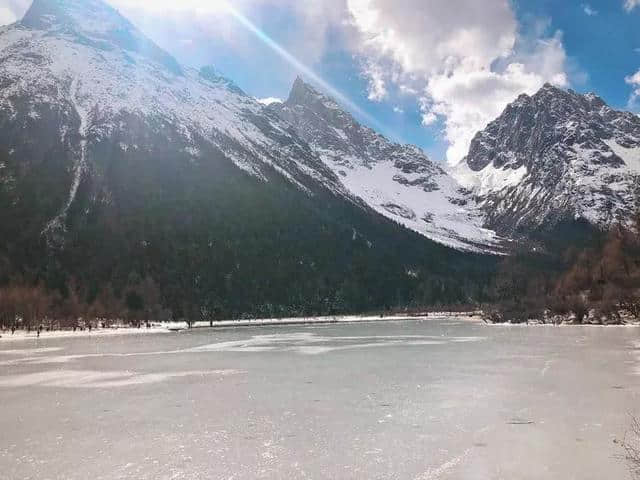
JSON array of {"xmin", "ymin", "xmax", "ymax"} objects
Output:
[
  {"xmin": 0, "ymin": 0, "xmax": 347, "ymax": 241},
  {"xmin": 271, "ymin": 78, "xmax": 502, "ymax": 253}
]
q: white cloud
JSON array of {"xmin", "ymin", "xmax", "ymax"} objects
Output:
[
  {"xmin": 345, "ymin": 0, "xmax": 569, "ymax": 163},
  {"xmin": 392, "ymin": 106, "xmax": 404, "ymax": 114},
  {"xmin": 0, "ymin": 0, "xmax": 30, "ymax": 26},
  {"xmin": 624, "ymin": 0, "xmax": 640, "ymax": 11},
  {"xmin": 256, "ymin": 97, "xmax": 283, "ymax": 106},
  {"xmin": 347, "ymin": 0, "xmax": 517, "ymax": 79},
  {"xmin": 421, "ymin": 111, "xmax": 437, "ymax": 126},
  {"xmin": 582, "ymin": 4, "xmax": 598, "ymax": 15},
  {"xmin": 362, "ymin": 60, "xmax": 388, "ymax": 101},
  {"xmin": 0, "ymin": 7, "xmax": 17, "ymax": 26},
  {"xmin": 627, "ymin": 70, "xmax": 640, "ymax": 110},
  {"xmin": 111, "ymin": 0, "xmax": 348, "ymax": 69}
]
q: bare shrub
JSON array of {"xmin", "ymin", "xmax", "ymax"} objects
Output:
[{"xmin": 622, "ymin": 415, "xmax": 640, "ymax": 478}]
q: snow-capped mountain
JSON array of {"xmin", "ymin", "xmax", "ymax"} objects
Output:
[
  {"xmin": 0, "ymin": 0, "xmax": 348, "ymax": 243},
  {"xmin": 270, "ymin": 78, "xmax": 501, "ymax": 252},
  {"xmin": 0, "ymin": 0, "xmax": 503, "ymax": 254},
  {"xmin": 453, "ymin": 84, "xmax": 640, "ymax": 235},
  {"xmin": 0, "ymin": 0, "xmax": 505, "ymax": 318}
]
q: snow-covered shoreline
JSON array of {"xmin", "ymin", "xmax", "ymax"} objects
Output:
[
  {"xmin": 3, "ymin": 311, "xmax": 634, "ymax": 343},
  {"xmin": 0, "ymin": 313, "xmax": 472, "ymax": 343}
]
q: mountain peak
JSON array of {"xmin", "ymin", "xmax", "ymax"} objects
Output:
[
  {"xmin": 21, "ymin": 0, "xmax": 182, "ymax": 75},
  {"xmin": 529, "ymin": 83, "xmax": 609, "ymax": 111},
  {"xmin": 23, "ymin": 0, "xmax": 119, "ymax": 30},
  {"xmin": 461, "ymin": 74, "xmax": 640, "ymax": 235},
  {"xmin": 288, "ymin": 76, "xmax": 322, "ymax": 102},
  {"xmin": 535, "ymin": 82, "xmax": 568, "ymax": 97},
  {"xmin": 287, "ymin": 76, "xmax": 341, "ymax": 110},
  {"xmin": 584, "ymin": 91, "xmax": 607, "ymax": 108}
]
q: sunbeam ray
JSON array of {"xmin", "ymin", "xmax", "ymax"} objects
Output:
[{"xmin": 216, "ymin": 1, "xmax": 395, "ymax": 138}]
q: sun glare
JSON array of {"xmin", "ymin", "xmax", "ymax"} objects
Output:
[
  {"xmin": 110, "ymin": 0, "xmax": 395, "ymax": 139},
  {"xmin": 114, "ymin": 0, "xmax": 231, "ymax": 14}
]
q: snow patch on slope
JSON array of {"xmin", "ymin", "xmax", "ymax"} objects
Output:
[
  {"xmin": 327, "ymin": 157, "xmax": 501, "ymax": 252},
  {"xmin": 43, "ymin": 76, "xmax": 91, "ymax": 236},
  {"xmin": 451, "ymin": 160, "xmax": 528, "ymax": 196},
  {"xmin": 257, "ymin": 97, "xmax": 283, "ymax": 106},
  {"xmin": 604, "ymin": 139, "xmax": 640, "ymax": 174}
]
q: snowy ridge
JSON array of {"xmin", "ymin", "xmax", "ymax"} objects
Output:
[
  {"xmin": 271, "ymin": 78, "xmax": 503, "ymax": 253},
  {"xmin": 451, "ymin": 160, "xmax": 527, "ymax": 197},
  {"xmin": 0, "ymin": 0, "xmax": 342, "ymax": 225},
  {"xmin": 456, "ymin": 84, "xmax": 640, "ymax": 234}
]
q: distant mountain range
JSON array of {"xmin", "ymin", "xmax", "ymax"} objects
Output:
[{"xmin": 1, "ymin": 0, "xmax": 639, "ymax": 315}]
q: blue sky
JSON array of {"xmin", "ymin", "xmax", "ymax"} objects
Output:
[
  {"xmin": 3, "ymin": 0, "xmax": 640, "ymax": 163},
  {"xmin": 517, "ymin": 0, "xmax": 640, "ymax": 107}
]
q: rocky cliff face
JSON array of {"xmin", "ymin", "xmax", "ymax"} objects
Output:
[{"xmin": 454, "ymin": 84, "xmax": 640, "ymax": 235}]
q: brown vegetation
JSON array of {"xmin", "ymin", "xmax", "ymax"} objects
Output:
[
  {"xmin": 0, "ymin": 276, "xmax": 167, "ymax": 331},
  {"xmin": 550, "ymin": 223, "xmax": 640, "ymax": 324},
  {"xmin": 486, "ymin": 209, "xmax": 640, "ymax": 324}
]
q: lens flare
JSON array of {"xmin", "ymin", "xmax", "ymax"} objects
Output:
[{"xmin": 117, "ymin": 0, "xmax": 395, "ymax": 137}]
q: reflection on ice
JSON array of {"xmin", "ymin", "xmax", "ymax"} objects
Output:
[
  {"xmin": 0, "ymin": 347, "xmax": 63, "ymax": 356},
  {"xmin": 190, "ymin": 332, "xmax": 486, "ymax": 355},
  {"xmin": 0, "ymin": 331, "xmax": 486, "ymax": 368},
  {"xmin": 0, "ymin": 369, "xmax": 243, "ymax": 388}
]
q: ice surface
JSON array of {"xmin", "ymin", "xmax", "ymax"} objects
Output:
[{"xmin": 0, "ymin": 319, "xmax": 638, "ymax": 479}]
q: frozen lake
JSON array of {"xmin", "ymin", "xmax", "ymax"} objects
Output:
[{"xmin": 1, "ymin": 318, "xmax": 639, "ymax": 479}]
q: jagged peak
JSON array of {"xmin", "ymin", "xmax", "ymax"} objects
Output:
[
  {"xmin": 287, "ymin": 76, "xmax": 339, "ymax": 109},
  {"xmin": 504, "ymin": 83, "xmax": 611, "ymax": 114},
  {"xmin": 533, "ymin": 84, "xmax": 613, "ymax": 113},
  {"xmin": 540, "ymin": 82, "xmax": 559, "ymax": 91},
  {"xmin": 290, "ymin": 76, "xmax": 319, "ymax": 96},
  {"xmin": 21, "ymin": 0, "xmax": 183, "ymax": 75},
  {"xmin": 508, "ymin": 83, "xmax": 566, "ymax": 107},
  {"xmin": 533, "ymin": 82, "xmax": 572, "ymax": 99}
]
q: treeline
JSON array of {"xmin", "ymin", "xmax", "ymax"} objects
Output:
[
  {"xmin": 486, "ymin": 216, "xmax": 640, "ymax": 324},
  {"xmin": 0, "ymin": 276, "xmax": 168, "ymax": 330},
  {"xmin": 7, "ymin": 217, "xmax": 640, "ymax": 328},
  {"xmin": 0, "ymin": 267, "xmax": 494, "ymax": 330},
  {"xmin": 5, "ymin": 216, "xmax": 640, "ymax": 328}
]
